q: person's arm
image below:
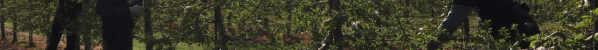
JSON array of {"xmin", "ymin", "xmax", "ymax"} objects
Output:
[
  {"xmin": 128, "ymin": 0, "xmax": 141, "ymax": 7},
  {"xmin": 438, "ymin": 5, "xmax": 473, "ymax": 33},
  {"xmin": 95, "ymin": 0, "xmax": 130, "ymax": 17}
]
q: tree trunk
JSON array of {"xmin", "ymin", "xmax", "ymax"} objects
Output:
[
  {"xmin": 1, "ymin": 15, "xmax": 5, "ymax": 41},
  {"xmin": 11, "ymin": 22, "xmax": 16, "ymax": 44},
  {"xmin": 143, "ymin": 0, "xmax": 154, "ymax": 49},
  {"xmin": 81, "ymin": 0, "xmax": 91, "ymax": 50},
  {"xmin": 144, "ymin": 14, "xmax": 154, "ymax": 50},
  {"xmin": 0, "ymin": 0, "xmax": 4, "ymax": 41},
  {"xmin": 28, "ymin": 30, "xmax": 34, "ymax": 47},
  {"xmin": 214, "ymin": 1, "xmax": 227, "ymax": 49},
  {"xmin": 285, "ymin": 5, "xmax": 292, "ymax": 44},
  {"xmin": 84, "ymin": 36, "xmax": 91, "ymax": 50},
  {"xmin": 320, "ymin": 0, "xmax": 342, "ymax": 50}
]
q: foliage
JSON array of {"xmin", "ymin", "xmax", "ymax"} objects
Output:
[{"xmin": 1, "ymin": 0, "xmax": 597, "ymax": 50}]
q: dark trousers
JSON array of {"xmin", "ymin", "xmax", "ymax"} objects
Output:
[
  {"xmin": 101, "ymin": 15, "xmax": 134, "ymax": 50},
  {"xmin": 485, "ymin": 15, "xmax": 540, "ymax": 49},
  {"xmin": 47, "ymin": 19, "xmax": 62, "ymax": 50},
  {"xmin": 47, "ymin": 19, "xmax": 69, "ymax": 50},
  {"xmin": 47, "ymin": 17, "xmax": 80, "ymax": 50}
]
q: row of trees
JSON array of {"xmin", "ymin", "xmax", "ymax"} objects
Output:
[
  {"xmin": 0, "ymin": 0, "xmax": 598, "ymax": 50},
  {"xmin": 0, "ymin": 0, "xmax": 54, "ymax": 46}
]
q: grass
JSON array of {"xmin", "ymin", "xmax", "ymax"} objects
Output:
[
  {"xmin": 133, "ymin": 39, "xmax": 146, "ymax": 50},
  {"xmin": 133, "ymin": 39, "xmax": 205, "ymax": 50},
  {"xmin": 175, "ymin": 43, "xmax": 206, "ymax": 50}
]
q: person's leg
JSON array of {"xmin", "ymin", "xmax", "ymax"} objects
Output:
[
  {"xmin": 121, "ymin": 26, "xmax": 134, "ymax": 50},
  {"xmin": 46, "ymin": 19, "xmax": 63, "ymax": 50},
  {"xmin": 489, "ymin": 23, "xmax": 508, "ymax": 40},
  {"xmin": 487, "ymin": 21, "xmax": 518, "ymax": 49},
  {"xmin": 65, "ymin": 33, "xmax": 79, "ymax": 50},
  {"xmin": 65, "ymin": 19, "xmax": 80, "ymax": 50},
  {"xmin": 427, "ymin": 33, "xmax": 453, "ymax": 50},
  {"xmin": 516, "ymin": 22, "xmax": 540, "ymax": 49},
  {"xmin": 111, "ymin": 27, "xmax": 124, "ymax": 49},
  {"xmin": 102, "ymin": 16, "xmax": 134, "ymax": 50},
  {"xmin": 120, "ymin": 16, "xmax": 134, "ymax": 50},
  {"xmin": 427, "ymin": 29, "xmax": 458, "ymax": 50},
  {"xmin": 101, "ymin": 23, "xmax": 111, "ymax": 50},
  {"xmin": 491, "ymin": 20, "xmax": 538, "ymax": 49},
  {"xmin": 101, "ymin": 17, "xmax": 118, "ymax": 50}
]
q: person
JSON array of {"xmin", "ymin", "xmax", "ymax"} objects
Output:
[
  {"xmin": 46, "ymin": 0, "xmax": 82, "ymax": 50},
  {"xmin": 95, "ymin": 0, "xmax": 143, "ymax": 50},
  {"xmin": 432, "ymin": 0, "xmax": 540, "ymax": 49}
]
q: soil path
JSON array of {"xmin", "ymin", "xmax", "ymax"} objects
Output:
[{"xmin": 0, "ymin": 28, "xmax": 102, "ymax": 50}]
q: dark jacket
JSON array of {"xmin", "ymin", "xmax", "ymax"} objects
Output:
[
  {"xmin": 95, "ymin": 0, "xmax": 131, "ymax": 17},
  {"xmin": 440, "ymin": 0, "xmax": 539, "ymax": 34},
  {"xmin": 438, "ymin": 0, "xmax": 540, "ymax": 48}
]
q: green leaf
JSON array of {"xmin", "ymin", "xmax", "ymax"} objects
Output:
[
  {"xmin": 581, "ymin": 15, "xmax": 591, "ymax": 19},
  {"xmin": 566, "ymin": 39, "xmax": 574, "ymax": 43},
  {"xmin": 529, "ymin": 41, "xmax": 537, "ymax": 47}
]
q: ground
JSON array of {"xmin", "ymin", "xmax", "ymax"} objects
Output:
[
  {"xmin": 0, "ymin": 27, "xmax": 205, "ymax": 50},
  {"xmin": 0, "ymin": 28, "xmax": 102, "ymax": 50}
]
